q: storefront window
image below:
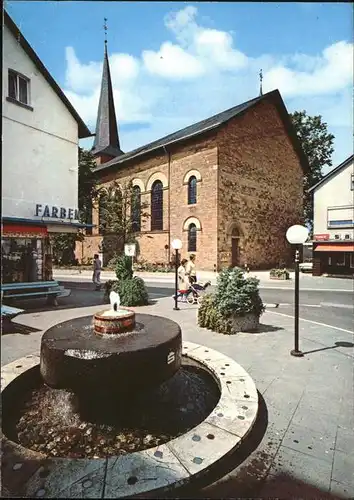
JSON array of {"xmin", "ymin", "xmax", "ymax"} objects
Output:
[{"xmin": 1, "ymin": 238, "xmax": 44, "ymax": 283}]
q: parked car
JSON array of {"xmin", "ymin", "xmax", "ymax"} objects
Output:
[{"xmin": 299, "ymin": 262, "xmax": 313, "ymax": 273}]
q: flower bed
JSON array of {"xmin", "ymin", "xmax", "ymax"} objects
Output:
[{"xmin": 269, "ymin": 268, "xmax": 290, "ymax": 280}]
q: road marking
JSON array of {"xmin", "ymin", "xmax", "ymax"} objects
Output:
[
  {"xmin": 266, "ymin": 310, "xmax": 354, "ymax": 334},
  {"xmin": 260, "ymin": 286, "xmax": 353, "ymax": 293},
  {"xmin": 320, "ymin": 302, "xmax": 354, "ymax": 309}
]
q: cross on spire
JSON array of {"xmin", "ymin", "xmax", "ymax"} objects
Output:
[
  {"xmin": 259, "ymin": 69, "xmax": 263, "ymax": 96},
  {"xmin": 103, "ymin": 17, "xmax": 108, "ymax": 47}
]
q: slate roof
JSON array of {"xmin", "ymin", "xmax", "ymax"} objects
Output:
[
  {"xmin": 308, "ymin": 154, "xmax": 354, "ymax": 192},
  {"xmin": 92, "ymin": 44, "xmax": 123, "ymax": 157},
  {"xmin": 4, "ymin": 11, "xmax": 92, "ymax": 139},
  {"xmin": 95, "ymin": 89, "xmax": 309, "ymax": 173}
]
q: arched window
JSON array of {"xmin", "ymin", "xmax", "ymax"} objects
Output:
[
  {"xmin": 131, "ymin": 185, "xmax": 141, "ymax": 232},
  {"xmin": 188, "ymin": 176, "xmax": 197, "ymax": 205},
  {"xmin": 98, "ymin": 191, "xmax": 108, "ymax": 235},
  {"xmin": 151, "ymin": 180, "xmax": 163, "ymax": 230},
  {"xmin": 188, "ymin": 223, "xmax": 197, "ymax": 252}
]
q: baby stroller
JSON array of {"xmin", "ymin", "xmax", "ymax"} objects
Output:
[{"xmin": 184, "ymin": 280, "xmax": 212, "ymax": 304}]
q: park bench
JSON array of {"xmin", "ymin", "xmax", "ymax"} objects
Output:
[
  {"xmin": 1, "ymin": 281, "xmax": 71, "ymax": 307},
  {"xmin": 1, "ymin": 304, "xmax": 25, "ymax": 320}
]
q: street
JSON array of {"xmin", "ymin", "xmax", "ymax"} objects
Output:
[{"xmin": 144, "ymin": 282, "xmax": 354, "ymax": 332}]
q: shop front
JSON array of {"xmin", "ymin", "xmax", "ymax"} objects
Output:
[
  {"xmin": 2, "ymin": 215, "xmax": 90, "ymax": 284},
  {"xmin": 313, "ymin": 241, "xmax": 354, "ymax": 276}
]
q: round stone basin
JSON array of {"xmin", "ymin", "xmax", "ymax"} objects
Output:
[
  {"xmin": 2, "ymin": 357, "xmax": 220, "ymax": 459},
  {"xmin": 40, "ymin": 314, "xmax": 182, "ymax": 400},
  {"xmin": 1, "ymin": 342, "xmax": 259, "ymax": 499}
]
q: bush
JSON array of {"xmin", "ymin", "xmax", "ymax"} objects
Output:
[
  {"xmin": 106, "ymin": 254, "xmax": 122, "ymax": 270},
  {"xmin": 115, "ymin": 255, "xmax": 133, "ymax": 281},
  {"xmin": 270, "ymin": 268, "xmax": 290, "ymax": 279},
  {"xmin": 198, "ymin": 294, "xmax": 233, "ymax": 334},
  {"xmin": 103, "ymin": 279, "xmax": 118, "ymax": 301},
  {"xmin": 215, "ymin": 267, "xmax": 265, "ymax": 317},
  {"xmin": 198, "ymin": 267, "xmax": 264, "ymax": 335},
  {"xmin": 134, "ymin": 260, "xmax": 174, "ymax": 273},
  {"xmin": 117, "ymin": 277, "xmax": 149, "ymax": 307}
]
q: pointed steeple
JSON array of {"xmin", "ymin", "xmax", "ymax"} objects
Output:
[{"xmin": 92, "ymin": 19, "xmax": 123, "ymax": 160}]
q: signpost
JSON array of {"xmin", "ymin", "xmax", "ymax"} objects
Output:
[{"xmin": 124, "ymin": 243, "xmax": 136, "ymax": 272}]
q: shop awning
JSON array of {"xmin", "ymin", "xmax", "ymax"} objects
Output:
[
  {"xmin": 2, "ymin": 217, "xmax": 94, "ymax": 229},
  {"xmin": 2, "ymin": 223, "xmax": 47, "ymax": 235},
  {"xmin": 315, "ymin": 243, "xmax": 354, "ymax": 252}
]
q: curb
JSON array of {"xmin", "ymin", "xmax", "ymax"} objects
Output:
[{"xmin": 264, "ymin": 303, "xmax": 279, "ymax": 308}]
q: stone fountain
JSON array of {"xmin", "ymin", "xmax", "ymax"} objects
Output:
[
  {"xmin": 1, "ymin": 291, "xmax": 259, "ymax": 498},
  {"xmin": 40, "ymin": 292, "xmax": 182, "ymax": 409}
]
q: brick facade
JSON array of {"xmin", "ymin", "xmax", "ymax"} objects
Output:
[
  {"xmin": 217, "ymin": 99, "xmax": 304, "ymax": 270},
  {"xmin": 78, "ymin": 98, "xmax": 304, "ymax": 271}
]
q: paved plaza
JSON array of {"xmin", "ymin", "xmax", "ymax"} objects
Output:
[{"xmin": 1, "ymin": 290, "xmax": 354, "ymax": 498}]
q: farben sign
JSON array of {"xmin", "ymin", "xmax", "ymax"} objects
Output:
[{"xmin": 35, "ymin": 204, "xmax": 79, "ymax": 220}]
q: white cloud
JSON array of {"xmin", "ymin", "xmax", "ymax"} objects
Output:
[
  {"xmin": 142, "ymin": 42, "xmax": 204, "ymax": 79},
  {"xmin": 60, "ymin": 5, "xmax": 352, "ymax": 168},
  {"xmin": 65, "ymin": 47, "xmax": 102, "ymax": 93},
  {"xmin": 264, "ymin": 41, "xmax": 353, "ymax": 96}
]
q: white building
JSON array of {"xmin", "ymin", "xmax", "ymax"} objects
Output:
[
  {"xmin": 2, "ymin": 11, "xmax": 91, "ymax": 283},
  {"xmin": 310, "ymin": 154, "xmax": 354, "ymax": 276}
]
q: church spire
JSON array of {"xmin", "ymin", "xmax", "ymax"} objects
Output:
[{"xmin": 92, "ymin": 18, "xmax": 123, "ymax": 161}]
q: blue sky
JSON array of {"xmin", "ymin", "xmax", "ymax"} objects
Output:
[{"xmin": 6, "ymin": 1, "xmax": 353, "ymax": 172}]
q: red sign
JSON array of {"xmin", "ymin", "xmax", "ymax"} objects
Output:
[
  {"xmin": 314, "ymin": 234, "xmax": 330, "ymax": 241},
  {"xmin": 3, "ymin": 223, "xmax": 47, "ymax": 235}
]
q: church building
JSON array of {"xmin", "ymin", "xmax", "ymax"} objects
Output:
[{"xmin": 78, "ymin": 40, "xmax": 308, "ymax": 271}]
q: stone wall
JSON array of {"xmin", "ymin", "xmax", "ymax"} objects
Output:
[
  {"xmin": 217, "ymin": 98, "xmax": 304, "ymax": 270},
  {"xmin": 80, "ymin": 135, "xmax": 219, "ymax": 270}
]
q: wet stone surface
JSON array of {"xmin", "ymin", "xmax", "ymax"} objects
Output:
[{"xmin": 5, "ymin": 364, "xmax": 220, "ymax": 459}]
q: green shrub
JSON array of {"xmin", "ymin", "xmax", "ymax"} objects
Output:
[
  {"xmin": 106, "ymin": 254, "xmax": 122, "ymax": 270},
  {"xmin": 270, "ymin": 268, "xmax": 290, "ymax": 279},
  {"xmin": 198, "ymin": 294, "xmax": 232, "ymax": 334},
  {"xmin": 134, "ymin": 260, "xmax": 174, "ymax": 273},
  {"xmin": 115, "ymin": 255, "xmax": 133, "ymax": 281},
  {"xmin": 103, "ymin": 279, "xmax": 118, "ymax": 301},
  {"xmin": 215, "ymin": 267, "xmax": 265, "ymax": 317},
  {"xmin": 117, "ymin": 277, "xmax": 149, "ymax": 307}
]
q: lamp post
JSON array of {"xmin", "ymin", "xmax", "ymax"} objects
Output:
[
  {"xmin": 171, "ymin": 239, "xmax": 182, "ymax": 311},
  {"xmin": 286, "ymin": 224, "xmax": 309, "ymax": 357}
]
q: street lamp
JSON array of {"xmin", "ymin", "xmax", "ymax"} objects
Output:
[
  {"xmin": 171, "ymin": 238, "xmax": 182, "ymax": 311},
  {"xmin": 286, "ymin": 224, "xmax": 309, "ymax": 357}
]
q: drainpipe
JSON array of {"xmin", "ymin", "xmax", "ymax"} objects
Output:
[{"xmin": 163, "ymin": 145, "xmax": 171, "ymax": 263}]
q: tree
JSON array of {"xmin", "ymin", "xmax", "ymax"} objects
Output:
[
  {"xmin": 290, "ymin": 111, "xmax": 335, "ymax": 233},
  {"xmin": 51, "ymin": 148, "xmax": 97, "ymax": 265},
  {"xmin": 98, "ymin": 180, "xmax": 149, "ymax": 260},
  {"xmin": 77, "ymin": 148, "xmax": 99, "ymax": 225}
]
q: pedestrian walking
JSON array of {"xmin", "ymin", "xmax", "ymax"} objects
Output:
[
  {"xmin": 185, "ymin": 254, "xmax": 197, "ymax": 284},
  {"xmin": 92, "ymin": 253, "xmax": 102, "ymax": 291},
  {"xmin": 178, "ymin": 258, "xmax": 189, "ymax": 302}
]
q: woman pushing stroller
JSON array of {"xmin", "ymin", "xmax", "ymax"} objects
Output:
[{"xmin": 174, "ymin": 254, "xmax": 211, "ymax": 303}]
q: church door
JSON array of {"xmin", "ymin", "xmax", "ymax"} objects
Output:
[{"xmin": 231, "ymin": 237, "xmax": 239, "ymax": 267}]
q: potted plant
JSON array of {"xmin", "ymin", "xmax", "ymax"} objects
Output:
[
  {"xmin": 269, "ymin": 268, "xmax": 290, "ymax": 280},
  {"xmin": 198, "ymin": 267, "xmax": 265, "ymax": 334}
]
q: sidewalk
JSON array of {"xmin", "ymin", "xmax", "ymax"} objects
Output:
[
  {"xmin": 2, "ymin": 293, "xmax": 353, "ymax": 498},
  {"xmin": 53, "ymin": 268, "xmax": 354, "ymax": 291}
]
